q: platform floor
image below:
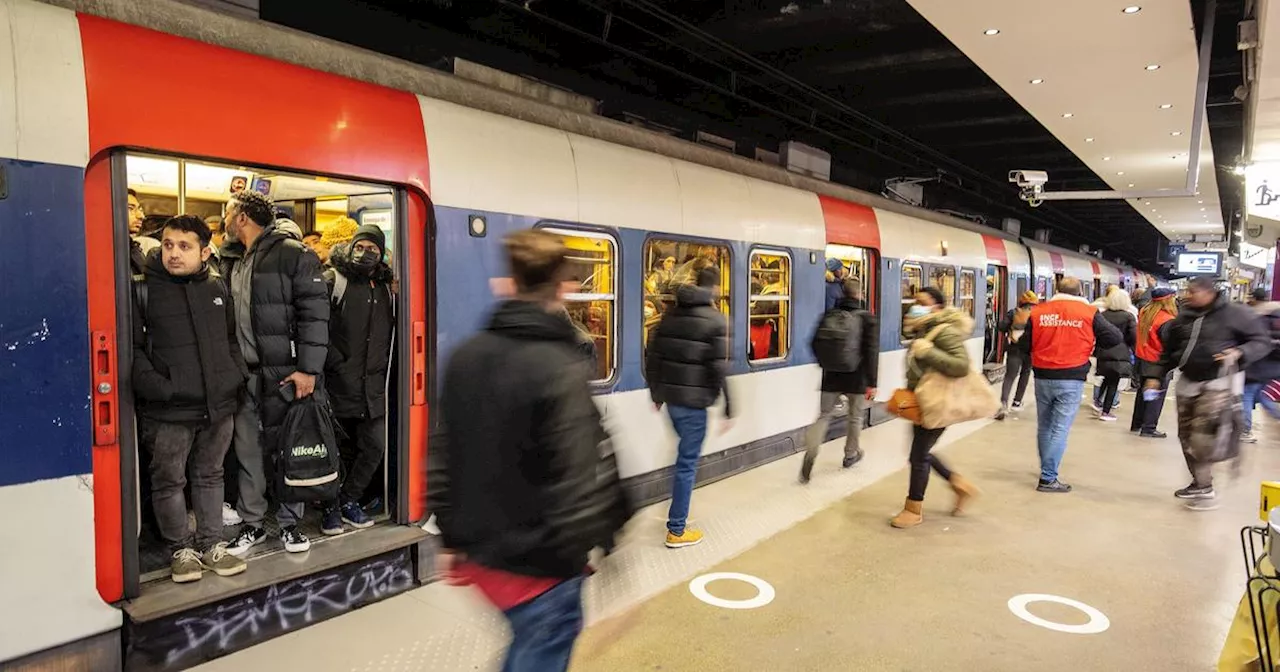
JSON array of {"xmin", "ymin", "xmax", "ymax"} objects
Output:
[{"xmin": 194, "ymin": 392, "xmax": 1277, "ymax": 672}]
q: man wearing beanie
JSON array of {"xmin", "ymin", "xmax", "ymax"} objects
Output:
[
  {"xmin": 825, "ymin": 257, "xmax": 848, "ymax": 311},
  {"xmin": 320, "ymin": 224, "xmax": 395, "ymax": 535}
]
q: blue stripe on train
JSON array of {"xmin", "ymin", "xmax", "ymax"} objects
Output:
[{"xmin": 0, "ymin": 159, "xmax": 92, "ymax": 486}]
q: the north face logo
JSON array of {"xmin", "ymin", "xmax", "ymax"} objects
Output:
[
  {"xmin": 291, "ymin": 443, "xmax": 328, "ymax": 458},
  {"xmin": 213, "ymin": 297, "xmax": 224, "ymax": 306}
]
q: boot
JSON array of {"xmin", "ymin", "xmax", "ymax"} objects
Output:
[
  {"xmin": 890, "ymin": 499, "xmax": 924, "ymax": 529},
  {"xmin": 949, "ymin": 474, "xmax": 980, "ymax": 516}
]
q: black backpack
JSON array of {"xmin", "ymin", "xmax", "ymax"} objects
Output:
[
  {"xmin": 274, "ymin": 392, "xmax": 342, "ymax": 503},
  {"xmin": 812, "ymin": 308, "xmax": 864, "ymax": 372}
]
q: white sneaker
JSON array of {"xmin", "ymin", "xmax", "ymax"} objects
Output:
[
  {"xmin": 1243, "ymin": 431, "xmax": 1259, "ymax": 444},
  {"xmin": 222, "ymin": 503, "xmax": 242, "ymax": 526}
]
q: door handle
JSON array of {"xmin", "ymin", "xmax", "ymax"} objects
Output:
[
  {"xmin": 412, "ymin": 321, "xmax": 426, "ymax": 406},
  {"xmin": 92, "ymin": 330, "xmax": 118, "ymax": 446}
]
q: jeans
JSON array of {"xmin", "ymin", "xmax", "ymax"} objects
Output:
[
  {"xmin": 666, "ymin": 405, "xmax": 707, "ymax": 536},
  {"xmin": 142, "ymin": 416, "xmax": 234, "ymax": 552},
  {"xmin": 1130, "ymin": 372, "xmax": 1171, "ymax": 433},
  {"xmin": 337, "ymin": 416, "xmax": 386, "ymax": 503},
  {"xmin": 501, "ymin": 575, "xmax": 585, "ymax": 672},
  {"xmin": 1035, "ymin": 378, "xmax": 1085, "ymax": 482},
  {"xmin": 907, "ymin": 424, "xmax": 951, "ymax": 501},
  {"xmin": 1001, "ymin": 352, "xmax": 1032, "ymax": 406},
  {"xmin": 1242, "ymin": 382, "xmax": 1280, "ymax": 433},
  {"xmin": 802, "ymin": 392, "xmax": 864, "ymax": 474},
  {"xmin": 1097, "ymin": 373, "xmax": 1121, "ymax": 414},
  {"xmin": 234, "ymin": 374, "xmax": 302, "ymax": 528}
]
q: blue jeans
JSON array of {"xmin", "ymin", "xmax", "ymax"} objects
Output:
[
  {"xmin": 667, "ymin": 405, "xmax": 707, "ymax": 535},
  {"xmin": 1243, "ymin": 382, "xmax": 1280, "ymax": 432},
  {"xmin": 1035, "ymin": 378, "xmax": 1085, "ymax": 482},
  {"xmin": 501, "ymin": 575, "xmax": 585, "ymax": 672}
]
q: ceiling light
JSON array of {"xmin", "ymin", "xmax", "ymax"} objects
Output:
[
  {"xmin": 1200, "ymin": 207, "xmax": 1206, "ymax": 211},
  {"xmin": 984, "ymin": 28, "xmax": 1000, "ymax": 36},
  {"xmin": 1145, "ymin": 64, "xmax": 1161, "ymax": 71},
  {"xmin": 1030, "ymin": 78, "xmax": 1045, "ymax": 85},
  {"xmin": 1085, "ymin": 137, "xmax": 1095, "ymax": 143},
  {"xmin": 1160, "ymin": 103, "xmax": 1173, "ymax": 109},
  {"xmin": 1103, "ymin": 156, "xmax": 1112, "ymax": 161},
  {"xmin": 1128, "ymin": 183, "xmax": 1136, "ymax": 188},
  {"xmin": 1144, "ymin": 201, "xmax": 1152, "ymax": 205},
  {"xmin": 1123, "ymin": 6, "xmax": 1142, "ymax": 14},
  {"xmin": 1062, "ymin": 112, "xmax": 1074, "ymax": 118},
  {"xmin": 1171, "ymin": 131, "xmax": 1182, "ymax": 136},
  {"xmin": 1117, "ymin": 171, "xmax": 1125, "ymax": 175},
  {"xmin": 1197, "ymin": 200, "xmax": 1203, "ymax": 203}
]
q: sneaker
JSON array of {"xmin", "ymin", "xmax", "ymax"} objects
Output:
[
  {"xmin": 1174, "ymin": 483, "xmax": 1215, "ymax": 499},
  {"xmin": 226, "ymin": 525, "xmax": 267, "ymax": 558},
  {"xmin": 341, "ymin": 501, "xmax": 375, "ymax": 529},
  {"xmin": 841, "ymin": 450, "xmax": 864, "ymax": 469},
  {"xmin": 1139, "ymin": 430, "xmax": 1168, "ymax": 439},
  {"xmin": 321, "ymin": 507, "xmax": 344, "ymax": 536},
  {"xmin": 201, "ymin": 542, "xmax": 247, "ymax": 577},
  {"xmin": 664, "ymin": 528, "xmax": 704, "ymax": 549},
  {"xmin": 799, "ymin": 458, "xmax": 814, "ymax": 485},
  {"xmin": 1011, "ymin": 401, "xmax": 1024, "ymax": 410},
  {"xmin": 1091, "ymin": 402, "xmax": 1103, "ymax": 416},
  {"xmin": 1099, "ymin": 413, "xmax": 1117, "ymax": 422},
  {"xmin": 1185, "ymin": 497, "xmax": 1221, "ymax": 511},
  {"xmin": 1037, "ymin": 479, "xmax": 1073, "ymax": 493},
  {"xmin": 222, "ymin": 503, "xmax": 242, "ymax": 527},
  {"xmin": 994, "ymin": 408, "xmax": 1007, "ymax": 421},
  {"xmin": 170, "ymin": 548, "xmax": 204, "ymax": 583},
  {"xmin": 1243, "ymin": 431, "xmax": 1258, "ymax": 444},
  {"xmin": 281, "ymin": 525, "xmax": 311, "ymax": 553}
]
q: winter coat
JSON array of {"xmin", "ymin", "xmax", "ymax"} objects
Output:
[
  {"xmin": 427, "ymin": 300, "xmax": 631, "ymax": 578},
  {"xmin": 1155, "ymin": 291, "xmax": 1271, "ymax": 383},
  {"xmin": 1094, "ymin": 309, "xmax": 1137, "ymax": 377},
  {"xmin": 904, "ymin": 307, "xmax": 973, "ymax": 391},
  {"xmin": 998, "ymin": 303, "xmax": 1035, "ymax": 362},
  {"xmin": 323, "ymin": 245, "xmax": 394, "ymax": 420},
  {"xmin": 131, "ymin": 250, "xmax": 248, "ymax": 424},
  {"xmin": 824, "ymin": 278, "xmax": 845, "ymax": 311},
  {"xmin": 218, "ymin": 221, "xmax": 329, "ymax": 434},
  {"xmin": 645, "ymin": 284, "xmax": 734, "ymax": 416},
  {"xmin": 817, "ymin": 298, "xmax": 880, "ymax": 394},
  {"xmin": 1247, "ymin": 301, "xmax": 1280, "ymax": 383}
]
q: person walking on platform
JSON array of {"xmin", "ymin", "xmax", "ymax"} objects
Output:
[
  {"xmin": 1243, "ymin": 288, "xmax": 1280, "ymax": 443},
  {"xmin": 1131, "ymin": 289, "xmax": 1178, "ymax": 437},
  {"xmin": 647, "ymin": 266, "xmax": 734, "ymax": 549},
  {"xmin": 1094, "ymin": 289, "xmax": 1137, "ymax": 422},
  {"xmin": 131, "ymin": 215, "xmax": 248, "ymax": 582},
  {"xmin": 428, "ymin": 230, "xmax": 631, "ymax": 672},
  {"xmin": 801, "ymin": 278, "xmax": 879, "ymax": 484},
  {"xmin": 995, "ymin": 290, "xmax": 1038, "ymax": 420},
  {"xmin": 1150, "ymin": 277, "xmax": 1270, "ymax": 507},
  {"xmin": 1020, "ymin": 277, "xmax": 1123, "ymax": 493},
  {"xmin": 890, "ymin": 287, "xmax": 980, "ymax": 528}
]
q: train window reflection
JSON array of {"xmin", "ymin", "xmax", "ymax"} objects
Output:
[
  {"xmin": 643, "ymin": 238, "xmax": 731, "ymax": 351},
  {"xmin": 901, "ymin": 263, "xmax": 923, "ymax": 341},
  {"xmin": 960, "ymin": 270, "xmax": 976, "ymax": 319},
  {"xmin": 749, "ymin": 249, "xmax": 791, "ymax": 362},
  {"xmin": 930, "ymin": 266, "xmax": 957, "ymax": 306}
]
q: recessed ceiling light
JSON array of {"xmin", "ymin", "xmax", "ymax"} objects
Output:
[
  {"xmin": 984, "ymin": 28, "xmax": 1000, "ymax": 35},
  {"xmin": 1030, "ymin": 78, "xmax": 1045, "ymax": 85},
  {"xmin": 1197, "ymin": 200, "xmax": 1203, "ymax": 203},
  {"xmin": 1171, "ymin": 131, "xmax": 1182, "ymax": 136},
  {"xmin": 1200, "ymin": 207, "xmax": 1206, "ymax": 211},
  {"xmin": 1062, "ymin": 112, "xmax": 1074, "ymax": 118},
  {"xmin": 1103, "ymin": 156, "xmax": 1112, "ymax": 161},
  {"xmin": 1117, "ymin": 171, "xmax": 1125, "ymax": 175},
  {"xmin": 1085, "ymin": 137, "xmax": 1095, "ymax": 142},
  {"xmin": 1145, "ymin": 64, "xmax": 1161, "ymax": 71},
  {"xmin": 1124, "ymin": 6, "xmax": 1142, "ymax": 13},
  {"xmin": 1144, "ymin": 201, "xmax": 1152, "ymax": 205},
  {"xmin": 1128, "ymin": 183, "xmax": 1136, "ymax": 188},
  {"xmin": 1160, "ymin": 103, "xmax": 1173, "ymax": 109}
]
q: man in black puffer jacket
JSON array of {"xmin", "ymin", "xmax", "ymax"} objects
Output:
[
  {"xmin": 133, "ymin": 215, "xmax": 248, "ymax": 582},
  {"xmin": 219, "ymin": 192, "xmax": 330, "ymax": 558},
  {"xmin": 320, "ymin": 225, "xmax": 394, "ymax": 535},
  {"xmin": 428, "ymin": 229, "xmax": 631, "ymax": 672},
  {"xmin": 646, "ymin": 266, "xmax": 733, "ymax": 550}
]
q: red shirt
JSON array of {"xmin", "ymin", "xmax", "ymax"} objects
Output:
[{"xmin": 452, "ymin": 561, "xmax": 561, "ymax": 611}]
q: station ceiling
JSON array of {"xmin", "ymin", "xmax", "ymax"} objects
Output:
[{"xmin": 263, "ymin": 0, "xmax": 1251, "ymax": 270}]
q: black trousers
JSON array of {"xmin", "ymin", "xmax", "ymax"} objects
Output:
[
  {"xmin": 1001, "ymin": 351, "xmax": 1032, "ymax": 405},
  {"xmin": 908, "ymin": 424, "xmax": 952, "ymax": 501},
  {"xmin": 1131, "ymin": 371, "xmax": 1171, "ymax": 432},
  {"xmin": 337, "ymin": 416, "xmax": 387, "ymax": 503},
  {"xmin": 1099, "ymin": 373, "xmax": 1121, "ymax": 414}
]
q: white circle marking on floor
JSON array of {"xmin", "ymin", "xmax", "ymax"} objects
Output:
[
  {"xmin": 688, "ymin": 572, "xmax": 776, "ymax": 610},
  {"xmin": 1007, "ymin": 593, "xmax": 1110, "ymax": 634}
]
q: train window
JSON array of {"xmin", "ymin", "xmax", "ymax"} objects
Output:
[
  {"xmin": 930, "ymin": 266, "xmax": 957, "ymax": 305},
  {"xmin": 960, "ymin": 270, "xmax": 976, "ymax": 318},
  {"xmin": 643, "ymin": 238, "xmax": 731, "ymax": 349},
  {"xmin": 544, "ymin": 227, "xmax": 617, "ymax": 382},
  {"xmin": 825, "ymin": 243, "xmax": 877, "ymax": 313},
  {"xmin": 749, "ymin": 249, "xmax": 791, "ymax": 362},
  {"xmin": 901, "ymin": 263, "xmax": 923, "ymax": 340}
]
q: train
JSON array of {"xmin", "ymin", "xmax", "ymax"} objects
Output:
[{"xmin": 0, "ymin": 0, "xmax": 1152, "ymax": 668}]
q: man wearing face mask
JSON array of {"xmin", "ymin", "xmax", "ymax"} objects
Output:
[{"xmin": 320, "ymin": 224, "xmax": 395, "ymax": 535}]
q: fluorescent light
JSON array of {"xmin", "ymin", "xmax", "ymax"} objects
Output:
[
  {"xmin": 1200, "ymin": 207, "xmax": 1206, "ymax": 211},
  {"xmin": 1160, "ymin": 103, "xmax": 1173, "ymax": 109},
  {"xmin": 1197, "ymin": 200, "xmax": 1203, "ymax": 203},
  {"xmin": 1030, "ymin": 78, "xmax": 1045, "ymax": 84},
  {"xmin": 1123, "ymin": 6, "xmax": 1142, "ymax": 13},
  {"xmin": 1145, "ymin": 64, "xmax": 1161, "ymax": 71},
  {"xmin": 1062, "ymin": 112, "xmax": 1074, "ymax": 118},
  {"xmin": 984, "ymin": 28, "xmax": 1000, "ymax": 35},
  {"xmin": 1128, "ymin": 183, "xmax": 1136, "ymax": 188},
  {"xmin": 1117, "ymin": 171, "xmax": 1125, "ymax": 175}
]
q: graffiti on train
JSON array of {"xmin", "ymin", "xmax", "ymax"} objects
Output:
[{"xmin": 129, "ymin": 548, "xmax": 415, "ymax": 671}]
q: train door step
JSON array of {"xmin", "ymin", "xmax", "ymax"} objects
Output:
[{"xmin": 123, "ymin": 524, "xmax": 432, "ymax": 671}]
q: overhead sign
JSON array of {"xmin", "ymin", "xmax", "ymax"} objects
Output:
[
  {"xmin": 1240, "ymin": 241, "xmax": 1272, "ymax": 269},
  {"xmin": 1245, "ymin": 161, "xmax": 1280, "ymax": 244},
  {"xmin": 1177, "ymin": 252, "xmax": 1222, "ymax": 275}
]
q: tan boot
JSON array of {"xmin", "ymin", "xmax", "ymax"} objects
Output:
[
  {"xmin": 890, "ymin": 499, "xmax": 924, "ymax": 528},
  {"xmin": 949, "ymin": 474, "xmax": 981, "ymax": 516}
]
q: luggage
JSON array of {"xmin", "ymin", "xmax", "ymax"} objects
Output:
[{"xmin": 274, "ymin": 390, "xmax": 342, "ymax": 503}]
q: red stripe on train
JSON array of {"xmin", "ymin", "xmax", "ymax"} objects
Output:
[{"xmin": 818, "ymin": 195, "xmax": 880, "ymax": 250}]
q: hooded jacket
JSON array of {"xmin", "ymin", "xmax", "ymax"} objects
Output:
[
  {"xmin": 904, "ymin": 307, "xmax": 973, "ymax": 391},
  {"xmin": 132, "ymin": 249, "xmax": 248, "ymax": 424},
  {"xmin": 645, "ymin": 284, "xmax": 734, "ymax": 416},
  {"xmin": 1248, "ymin": 301, "xmax": 1280, "ymax": 383},
  {"xmin": 1155, "ymin": 291, "xmax": 1271, "ymax": 383},
  {"xmin": 427, "ymin": 300, "xmax": 631, "ymax": 578},
  {"xmin": 323, "ymin": 243, "xmax": 394, "ymax": 419}
]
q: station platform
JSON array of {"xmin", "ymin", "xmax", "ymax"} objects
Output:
[{"xmin": 193, "ymin": 393, "xmax": 1277, "ymax": 672}]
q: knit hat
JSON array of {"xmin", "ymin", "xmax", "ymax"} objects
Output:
[
  {"xmin": 350, "ymin": 223, "xmax": 386, "ymax": 255},
  {"xmin": 1019, "ymin": 290, "xmax": 1039, "ymax": 305},
  {"xmin": 825, "ymin": 257, "xmax": 844, "ymax": 273},
  {"xmin": 320, "ymin": 216, "xmax": 359, "ymax": 248},
  {"xmin": 1151, "ymin": 287, "xmax": 1175, "ymax": 299}
]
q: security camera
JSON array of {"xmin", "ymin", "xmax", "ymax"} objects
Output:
[{"xmin": 1009, "ymin": 170, "xmax": 1049, "ymax": 207}]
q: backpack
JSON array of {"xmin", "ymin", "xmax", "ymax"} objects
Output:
[
  {"xmin": 812, "ymin": 308, "xmax": 864, "ymax": 372},
  {"xmin": 274, "ymin": 393, "xmax": 342, "ymax": 503}
]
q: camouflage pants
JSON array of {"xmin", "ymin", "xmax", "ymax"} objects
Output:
[{"xmin": 1176, "ymin": 389, "xmax": 1242, "ymax": 488}]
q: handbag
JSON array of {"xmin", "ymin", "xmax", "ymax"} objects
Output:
[
  {"xmin": 885, "ymin": 388, "xmax": 922, "ymax": 424},
  {"xmin": 911, "ymin": 324, "xmax": 1000, "ymax": 429}
]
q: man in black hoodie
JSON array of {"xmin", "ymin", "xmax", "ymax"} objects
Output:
[
  {"xmin": 646, "ymin": 266, "xmax": 733, "ymax": 549},
  {"xmin": 132, "ymin": 215, "xmax": 248, "ymax": 583},
  {"xmin": 428, "ymin": 229, "xmax": 630, "ymax": 672},
  {"xmin": 219, "ymin": 193, "xmax": 330, "ymax": 557},
  {"xmin": 320, "ymin": 225, "xmax": 394, "ymax": 535}
]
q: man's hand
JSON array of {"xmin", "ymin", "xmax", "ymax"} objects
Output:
[
  {"xmin": 719, "ymin": 417, "xmax": 735, "ymax": 435},
  {"xmin": 654, "ymin": 402, "xmax": 664, "ymax": 412},
  {"xmin": 1215, "ymin": 348, "xmax": 1242, "ymax": 365},
  {"xmin": 865, "ymin": 387, "xmax": 877, "ymax": 402},
  {"xmin": 282, "ymin": 371, "xmax": 316, "ymax": 398}
]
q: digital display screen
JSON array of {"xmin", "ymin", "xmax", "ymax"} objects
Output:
[{"xmin": 1176, "ymin": 252, "xmax": 1222, "ymax": 275}]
